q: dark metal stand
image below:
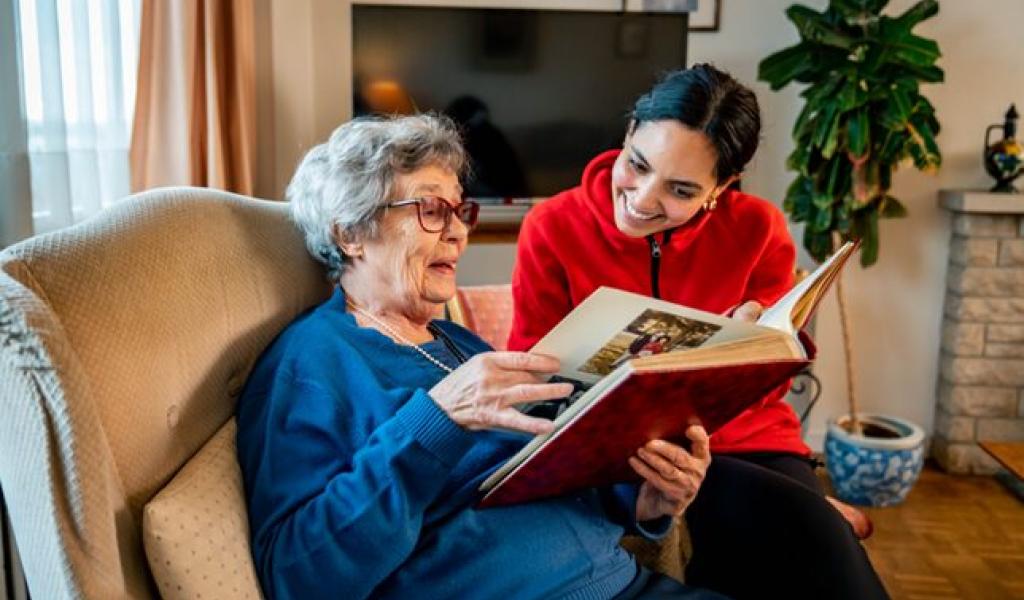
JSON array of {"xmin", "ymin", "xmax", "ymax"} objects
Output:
[{"xmin": 790, "ymin": 367, "xmax": 823, "ymax": 425}]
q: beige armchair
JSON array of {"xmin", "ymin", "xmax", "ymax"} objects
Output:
[
  {"xmin": 0, "ymin": 187, "xmax": 330, "ymax": 597},
  {"xmin": 0, "ymin": 187, "xmax": 685, "ymax": 599}
]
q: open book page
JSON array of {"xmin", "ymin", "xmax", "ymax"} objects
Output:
[
  {"xmin": 529, "ymin": 287, "xmax": 782, "ymax": 386},
  {"xmin": 632, "ymin": 331, "xmax": 803, "ymax": 371},
  {"xmin": 757, "ymin": 241, "xmax": 858, "ymax": 336}
]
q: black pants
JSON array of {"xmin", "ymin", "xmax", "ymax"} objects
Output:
[{"xmin": 683, "ymin": 453, "xmax": 889, "ymax": 600}]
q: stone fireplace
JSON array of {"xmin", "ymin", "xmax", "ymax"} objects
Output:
[{"xmin": 935, "ymin": 190, "xmax": 1024, "ymax": 474}]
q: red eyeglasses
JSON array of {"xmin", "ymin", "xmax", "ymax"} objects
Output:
[{"xmin": 386, "ymin": 196, "xmax": 480, "ymax": 233}]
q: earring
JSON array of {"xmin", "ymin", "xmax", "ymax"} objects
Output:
[{"xmin": 703, "ymin": 196, "xmax": 718, "ymax": 212}]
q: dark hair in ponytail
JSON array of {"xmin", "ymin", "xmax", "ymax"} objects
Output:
[{"xmin": 631, "ymin": 64, "xmax": 761, "ymax": 184}]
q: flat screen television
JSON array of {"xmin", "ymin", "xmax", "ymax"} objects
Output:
[{"xmin": 352, "ymin": 5, "xmax": 688, "ymax": 201}]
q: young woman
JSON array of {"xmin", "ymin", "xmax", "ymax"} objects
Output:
[{"xmin": 508, "ymin": 65, "xmax": 888, "ymax": 600}]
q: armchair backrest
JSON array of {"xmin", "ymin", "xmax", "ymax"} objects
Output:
[{"xmin": 0, "ymin": 187, "xmax": 331, "ymax": 598}]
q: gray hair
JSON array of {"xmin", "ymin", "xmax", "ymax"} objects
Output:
[{"xmin": 287, "ymin": 114, "xmax": 467, "ymax": 281}]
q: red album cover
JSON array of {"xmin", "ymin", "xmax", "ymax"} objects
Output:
[{"xmin": 479, "ymin": 357, "xmax": 811, "ymax": 508}]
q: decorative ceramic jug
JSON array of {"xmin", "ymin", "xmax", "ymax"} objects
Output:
[{"xmin": 984, "ymin": 104, "xmax": 1023, "ymax": 192}]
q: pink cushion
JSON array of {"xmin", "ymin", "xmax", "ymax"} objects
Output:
[{"xmin": 455, "ymin": 284, "xmax": 514, "ymax": 351}]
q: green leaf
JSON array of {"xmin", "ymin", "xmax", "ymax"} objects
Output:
[
  {"xmin": 831, "ymin": 0, "xmax": 887, "ymax": 22},
  {"xmin": 836, "ymin": 199, "xmax": 853, "ymax": 231},
  {"xmin": 892, "ymin": 0, "xmax": 939, "ymax": 34},
  {"xmin": 785, "ymin": 177, "xmax": 814, "ymax": 222},
  {"xmin": 913, "ymin": 116, "xmax": 941, "ymax": 158},
  {"xmin": 906, "ymin": 114, "xmax": 941, "ymax": 171},
  {"xmin": 813, "ymin": 204, "xmax": 834, "ymax": 231},
  {"xmin": 835, "ymin": 79, "xmax": 870, "ymax": 112},
  {"xmin": 758, "ymin": 43, "xmax": 815, "ymax": 90},
  {"xmin": 882, "ymin": 25, "xmax": 941, "ymax": 66},
  {"xmin": 892, "ymin": 62, "xmax": 944, "ymax": 83},
  {"xmin": 860, "ymin": 210, "xmax": 880, "ymax": 266},
  {"xmin": 812, "ymin": 190, "xmax": 835, "ymax": 210},
  {"xmin": 847, "ymin": 109, "xmax": 870, "ymax": 158},
  {"xmin": 813, "ymin": 102, "xmax": 841, "ymax": 158},
  {"xmin": 793, "ymin": 105, "xmax": 818, "ymax": 141},
  {"xmin": 787, "ymin": 5, "xmax": 857, "ymax": 50},
  {"xmin": 913, "ymin": 95, "xmax": 937, "ymax": 116},
  {"xmin": 890, "ymin": 84, "xmax": 913, "ymax": 121},
  {"xmin": 824, "ymin": 155, "xmax": 851, "ymax": 199},
  {"xmin": 787, "ymin": 143, "xmax": 812, "ymax": 176},
  {"xmin": 880, "ymin": 195, "xmax": 908, "ymax": 218},
  {"xmin": 812, "ymin": 102, "xmax": 837, "ymax": 147},
  {"xmin": 804, "ymin": 229, "xmax": 835, "ymax": 264},
  {"xmin": 877, "ymin": 130, "xmax": 905, "ymax": 163}
]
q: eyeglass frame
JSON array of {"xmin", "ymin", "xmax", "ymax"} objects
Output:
[{"xmin": 385, "ymin": 196, "xmax": 480, "ymax": 233}]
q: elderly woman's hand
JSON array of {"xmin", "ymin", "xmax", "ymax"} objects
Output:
[
  {"xmin": 631, "ymin": 426, "xmax": 711, "ymax": 521},
  {"xmin": 429, "ymin": 352, "xmax": 574, "ymax": 435}
]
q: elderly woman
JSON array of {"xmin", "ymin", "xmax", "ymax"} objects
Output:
[{"xmin": 235, "ymin": 114, "xmax": 723, "ymax": 600}]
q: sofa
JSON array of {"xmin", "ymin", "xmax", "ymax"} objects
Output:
[{"xmin": 0, "ymin": 187, "xmax": 685, "ymax": 599}]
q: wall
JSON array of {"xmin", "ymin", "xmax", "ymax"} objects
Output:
[{"xmin": 262, "ymin": 0, "xmax": 1024, "ymax": 449}]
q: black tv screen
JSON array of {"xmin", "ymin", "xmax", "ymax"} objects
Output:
[{"xmin": 352, "ymin": 5, "xmax": 688, "ymax": 200}]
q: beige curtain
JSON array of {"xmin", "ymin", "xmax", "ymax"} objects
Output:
[{"xmin": 130, "ymin": 0, "xmax": 255, "ymax": 195}]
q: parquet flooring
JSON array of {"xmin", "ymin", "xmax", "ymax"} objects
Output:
[{"xmin": 858, "ymin": 463, "xmax": 1024, "ymax": 599}]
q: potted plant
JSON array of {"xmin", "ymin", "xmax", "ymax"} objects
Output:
[{"xmin": 758, "ymin": 0, "xmax": 941, "ymax": 506}]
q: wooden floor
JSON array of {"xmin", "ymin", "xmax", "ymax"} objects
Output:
[{"xmin": 858, "ymin": 463, "xmax": 1024, "ymax": 600}]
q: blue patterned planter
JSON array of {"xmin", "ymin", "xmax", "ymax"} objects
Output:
[{"xmin": 825, "ymin": 414, "xmax": 925, "ymax": 507}]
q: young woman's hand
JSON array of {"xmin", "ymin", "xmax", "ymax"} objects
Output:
[
  {"xmin": 732, "ymin": 300, "xmax": 764, "ymax": 322},
  {"xmin": 429, "ymin": 352, "xmax": 572, "ymax": 435},
  {"xmin": 632, "ymin": 425, "xmax": 711, "ymax": 521}
]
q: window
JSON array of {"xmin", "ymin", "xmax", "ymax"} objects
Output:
[{"xmin": 14, "ymin": 0, "xmax": 141, "ymax": 233}]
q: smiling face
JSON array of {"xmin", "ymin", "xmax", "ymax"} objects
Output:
[
  {"xmin": 346, "ymin": 164, "xmax": 468, "ymax": 321},
  {"xmin": 611, "ymin": 120, "xmax": 734, "ymax": 238}
]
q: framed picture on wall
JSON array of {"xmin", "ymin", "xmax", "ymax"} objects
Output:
[
  {"xmin": 689, "ymin": 0, "xmax": 721, "ymax": 32},
  {"xmin": 639, "ymin": 0, "xmax": 718, "ymax": 31}
]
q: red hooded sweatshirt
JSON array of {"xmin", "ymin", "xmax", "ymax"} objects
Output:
[{"xmin": 508, "ymin": 150, "xmax": 810, "ymax": 456}]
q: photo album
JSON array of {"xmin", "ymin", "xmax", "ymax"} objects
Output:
[{"xmin": 478, "ymin": 241, "xmax": 858, "ymax": 508}]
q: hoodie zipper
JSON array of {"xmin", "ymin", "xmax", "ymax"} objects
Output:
[
  {"xmin": 647, "ymin": 235, "xmax": 662, "ymax": 298},
  {"xmin": 646, "ymin": 230, "xmax": 675, "ymax": 299}
]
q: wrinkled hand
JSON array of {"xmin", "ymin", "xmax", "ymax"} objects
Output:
[
  {"xmin": 732, "ymin": 301, "xmax": 764, "ymax": 323},
  {"xmin": 632, "ymin": 426, "xmax": 711, "ymax": 521},
  {"xmin": 429, "ymin": 352, "xmax": 573, "ymax": 435}
]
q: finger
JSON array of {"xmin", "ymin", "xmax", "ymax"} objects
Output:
[
  {"xmin": 685, "ymin": 426, "xmax": 711, "ymax": 462},
  {"xmin": 487, "ymin": 408, "xmax": 556, "ymax": 435},
  {"xmin": 486, "ymin": 367, "xmax": 553, "ymax": 389},
  {"xmin": 733, "ymin": 301, "xmax": 764, "ymax": 322},
  {"xmin": 500, "ymin": 382, "xmax": 575, "ymax": 407},
  {"xmin": 637, "ymin": 447, "xmax": 685, "ymax": 482},
  {"xmin": 629, "ymin": 456, "xmax": 685, "ymax": 495},
  {"xmin": 486, "ymin": 351, "xmax": 562, "ymax": 374},
  {"xmin": 645, "ymin": 440, "xmax": 705, "ymax": 477},
  {"xmin": 629, "ymin": 455, "xmax": 663, "ymax": 485},
  {"xmin": 633, "ymin": 456, "xmax": 699, "ymax": 508}
]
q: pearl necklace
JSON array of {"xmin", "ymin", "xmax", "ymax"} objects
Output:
[{"xmin": 346, "ymin": 299, "xmax": 454, "ymax": 374}]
